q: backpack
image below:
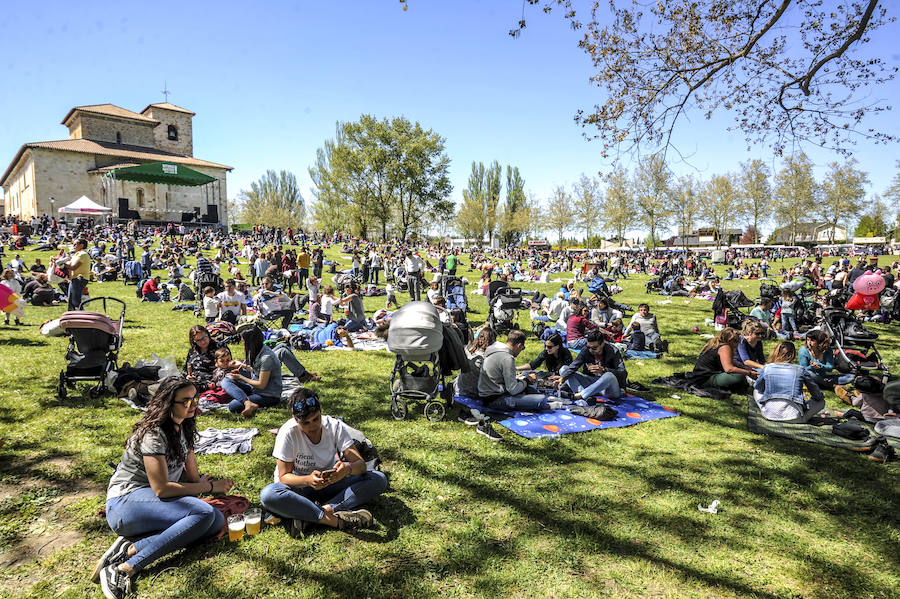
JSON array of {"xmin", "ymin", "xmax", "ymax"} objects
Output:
[
  {"xmin": 136, "ymin": 279, "xmax": 148, "ymax": 299},
  {"xmin": 883, "ymin": 379, "xmax": 900, "ymax": 410}
]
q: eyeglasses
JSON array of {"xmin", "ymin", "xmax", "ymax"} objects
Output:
[
  {"xmin": 292, "ymin": 395, "xmax": 319, "ymax": 412},
  {"xmin": 175, "ymin": 396, "xmax": 199, "ymax": 408},
  {"xmin": 545, "ymin": 344, "xmax": 556, "ymax": 349}
]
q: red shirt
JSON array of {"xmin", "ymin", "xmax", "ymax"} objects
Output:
[
  {"xmin": 142, "ymin": 279, "xmax": 158, "ymax": 296},
  {"xmin": 566, "ymin": 314, "xmax": 597, "ymax": 342}
]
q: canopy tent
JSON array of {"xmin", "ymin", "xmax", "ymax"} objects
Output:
[
  {"xmin": 101, "ymin": 161, "xmax": 222, "ymax": 224},
  {"xmin": 105, "ymin": 162, "xmax": 216, "ymax": 186},
  {"xmin": 58, "ymin": 195, "xmax": 112, "ymax": 215}
]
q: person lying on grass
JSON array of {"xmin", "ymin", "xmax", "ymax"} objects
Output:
[
  {"xmin": 260, "ymin": 388, "xmax": 387, "ymax": 538},
  {"xmin": 94, "ymin": 376, "xmax": 234, "ymax": 599}
]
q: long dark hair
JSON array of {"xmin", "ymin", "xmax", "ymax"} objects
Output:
[
  {"xmin": 242, "ymin": 327, "xmax": 265, "ymax": 365},
  {"xmin": 543, "ymin": 333, "xmax": 572, "ymax": 373},
  {"xmin": 127, "ymin": 376, "xmax": 197, "ymax": 463},
  {"xmin": 188, "ymin": 324, "xmax": 213, "ymax": 354}
]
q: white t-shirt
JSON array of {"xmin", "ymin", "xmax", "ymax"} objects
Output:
[
  {"xmin": 217, "ymin": 290, "xmax": 245, "ymax": 316},
  {"xmin": 321, "ymin": 295, "xmax": 337, "ymax": 316},
  {"xmin": 272, "ymin": 415, "xmax": 354, "ymax": 481},
  {"xmin": 203, "ymin": 295, "xmax": 220, "ymax": 317}
]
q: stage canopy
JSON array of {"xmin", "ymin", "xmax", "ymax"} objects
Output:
[{"xmin": 106, "ymin": 162, "xmax": 216, "ymax": 186}]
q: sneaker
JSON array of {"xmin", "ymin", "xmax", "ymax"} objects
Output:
[
  {"xmin": 457, "ymin": 412, "xmax": 480, "ymax": 426},
  {"xmin": 91, "ymin": 537, "xmax": 131, "ymax": 583},
  {"xmin": 868, "ymin": 439, "xmax": 896, "ymax": 463},
  {"xmin": 99, "ymin": 564, "xmax": 132, "ymax": 599},
  {"xmin": 476, "ymin": 422, "xmax": 502, "ymax": 442},
  {"xmin": 548, "ymin": 401, "xmax": 564, "ymax": 410},
  {"xmin": 335, "ymin": 509, "xmax": 373, "ymax": 531},
  {"xmin": 286, "ymin": 518, "xmax": 309, "ymax": 539}
]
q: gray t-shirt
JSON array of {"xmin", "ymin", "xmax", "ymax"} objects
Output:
[
  {"xmin": 106, "ymin": 427, "xmax": 187, "ymax": 500},
  {"xmin": 255, "ymin": 346, "xmax": 283, "ymax": 400},
  {"xmin": 347, "ymin": 294, "xmax": 365, "ymax": 321}
]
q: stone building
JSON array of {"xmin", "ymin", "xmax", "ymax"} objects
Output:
[{"xmin": 0, "ymin": 103, "xmax": 231, "ymax": 223}]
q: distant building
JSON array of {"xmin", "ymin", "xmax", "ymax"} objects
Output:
[
  {"xmin": 0, "ymin": 103, "xmax": 232, "ymax": 223},
  {"xmin": 768, "ymin": 223, "xmax": 848, "ymax": 245},
  {"xmin": 666, "ymin": 227, "xmax": 743, "ymax": 248}
]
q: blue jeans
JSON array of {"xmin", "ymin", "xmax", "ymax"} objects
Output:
[
  {"xmin": 565, "ymin": 371, "xmax": 622, "ymax": 399},
  {"xmin": 782, "ymin": 313, "xmax": 798, "ymax": 332},
  {"xmin": 271, "ymin": 344, "xmax": 307, "ymax": 378},
  {"xmin": 68, "ymin": 276, "xmax": 88, "ymax": 310},
  {"xmin": 345, "ymin": 319, "xmax": 367, "ymax": 333},
  {"xmin": 219, "ymin": 378, "xmax": 280, "ymax": 413},
  {"xmin": 568, "ymin": 337, "xmax": 587, "ymax": 351},
  {"xmin": 487, "ymin": 386, "xmax": 548, "ymax": 411},
  {"xmin": 105, "ymin": 487, "xmax": 223, "ymax": 573},
  {"xmin": 260, "ymin": 471, "xmax": 388, "ymax": 523}
]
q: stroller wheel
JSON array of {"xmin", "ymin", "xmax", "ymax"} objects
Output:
[
  {"xmin": 88, "ymin": 386, "xmax": 103, "ymax": 399},
  {"xmin": 57, "ymin": 382, "xmax": 67, "ymax": 399},
  {"xmin": 424, "ymin": 401, "xmax": 446, "ymax": 422},
  {"xmin": 390, "ymin": 397, "xmax": 408, "ymax": 420}
]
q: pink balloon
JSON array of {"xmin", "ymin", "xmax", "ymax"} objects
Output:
[{"xmin": 852, "ymin": 271, "xmax": 885, "ymax": 295}]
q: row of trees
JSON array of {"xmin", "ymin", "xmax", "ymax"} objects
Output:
[{"xmin": 455, "ymin": 162, "xmax": 541, "ymax": 246}]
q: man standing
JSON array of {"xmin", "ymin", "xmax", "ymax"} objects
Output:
[
  {"xmin": 446, "ymin": 250, "xmax": 457, "ymax": 276},
  {"xmin": 67, "ymin": 238, "xmax": 91, "ymax": 310},
  {"xmin": 297, "ymin": 247, "xmax": 310, "ymax": 289},
  {"xmin": 404, "ymin": 251, "xmax": 422, "ymax": 301}
]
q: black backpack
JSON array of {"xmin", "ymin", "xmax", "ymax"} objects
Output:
[{"xmin": 884, "ymin": 379, "xmax": 900, "ymax": 410}]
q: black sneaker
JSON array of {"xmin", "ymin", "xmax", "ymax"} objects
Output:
[
  {"xmin": 457, "ymin": 413, "xmax": 480, "ymax": 426},
  {"xmin": 286, "ymin": 518, "xmax": 309, "ymax": 539},
  {"xmin": 335, "ymin": 509, "xmax": 373, "ymax": 531},
  {"xmin": 91, "ymin": 536, "xmax": 132, "ymax": 583},
  {"xmin": 99, "ymin": 564, "xmax": 132, "ymax": 599},
  {"xmin": 869, "ymin": 439, "xmax": 896, "ymax": 463},
  {"xmin": 476, "ymin": 421, "xmax": 502, "ymax": 442}
]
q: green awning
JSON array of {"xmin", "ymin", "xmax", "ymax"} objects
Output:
[{"xmin": 107, "ymin": 162, "xmax": 216, "ymax": 186}]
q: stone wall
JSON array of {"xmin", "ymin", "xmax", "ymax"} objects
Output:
[
  {"xmin": 68, "ymin": 114, "xmax": 157, "ymax": 148},
  {"xmin": 1, "ymin": 153, "xmax": 37, "ymax": 217},
  {"xmin": 143, "ymin": 107, "xmax": 193, "ymax": 157}
]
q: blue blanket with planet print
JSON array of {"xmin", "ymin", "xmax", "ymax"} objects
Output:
[{"xmin": 453, "ymin": 394, "xmax": 679, "ymax": 438}]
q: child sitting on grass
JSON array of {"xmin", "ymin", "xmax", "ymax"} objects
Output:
[{"xmin": 834, "ymin": 375, "xmax": 897, "ymax": 423}]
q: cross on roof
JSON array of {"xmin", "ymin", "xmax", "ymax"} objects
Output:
[{"xmin": 161, "ymin": 82, "xmax": 170, "ymax": 102}]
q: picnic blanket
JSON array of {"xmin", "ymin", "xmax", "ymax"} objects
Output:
[
  {"xmin": 454, "ymin": 394, "xmax": 679, "ymax": 439},
  {"xmin": 324, "ymin": 331, "xmax": 389, "ymax": 352},
  {"xmin": 195, "ymin": 427, "xmax": 258, "ymax": 455},
  {"xmin": 746, "ymin": 398, "xmax": 898, "ymax": 451}
]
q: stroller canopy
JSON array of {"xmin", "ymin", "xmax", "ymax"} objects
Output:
[{"xmin": 387, "ymin": 301, "xmax": 444, "ymax": 361}]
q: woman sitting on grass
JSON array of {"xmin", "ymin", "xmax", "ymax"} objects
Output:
[
  {"xmin": 219, "ymin": 327, "xmax": 283, "ymax": 417},
  {"xmin": 753, "ymin": 341, "xmax": 825, "ymax": 423},
  {"xmin": 260, "ymin": 388, "xmax": 387, "ymax": 538},
  {"xmin": 798, "ymin": 330, "xmax": 853, "ymax": 391},
  {"xmin": 689, "ymin": 327, "xmax": 756, "ymax": 393},
  {"xmin": 94, "ymin": 377, "xmax": 233, "ymax": 599},
  {"xmin": 517, "ymin": 332, "xmax": 573, "ymax": 378},
  {"xmin": 735, "ymin": 320, "xmax": 767, "ymax": 371}
]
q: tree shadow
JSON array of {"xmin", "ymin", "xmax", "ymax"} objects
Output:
[{"xmin": 0, "ymin": 337, "xmax": 47, "ymax": 347}]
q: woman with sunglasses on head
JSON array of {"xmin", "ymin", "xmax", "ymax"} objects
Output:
[
  {"xmin": 94, "ymin": 377, "xmax": 234, "ymax": 599},
  {"xmin": 260, "ymin": 388, "xmax": 388, "ymax": 538},
  {"xmin": 183, "ymin": 324, "xmax": 223, "ymax": 390}
]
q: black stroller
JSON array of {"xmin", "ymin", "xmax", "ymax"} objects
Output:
[
  {"xmin": 386, "ymin": 302, "xmax": 450, "ymax": 421},
  {"xmin": 389, "ymin": 265, "xmax": 410, "ymax": 292},
  {"xmin": 821, "ymin": 307, "xmax": 889, "ymax": 379},
  {"xmin": 57, "ymin": 297, "xmax": 126, "ymax": 399},
  {"xmin": 487, "ymin": 280, "xmax": 528, "ymax": 334},
  {"xmin": 194, "ymin": 271, "xmax": 224, "ymax": 295},
  {"xmin": 712, "ymin": 288, "xmax": 757, "ymax": 329}
]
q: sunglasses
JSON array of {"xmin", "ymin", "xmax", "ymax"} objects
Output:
[
  {"xmin": 174, "ymin": 396, "xmax": 199, "ymax": 408},
  {"xmin": 292, "ymin": 395, "xmax": 320, "ymax": 413}
]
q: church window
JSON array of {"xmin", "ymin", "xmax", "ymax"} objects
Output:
[
  {"xmin": 116, "ymin": 131, "xmax": 122, "ymax": 144},
  {"xmin": 168, "ymin": 125, "xmax": 178, "ymax": 141},
  {"xmin": 136, "ymin": 188, "xmax": 144, "ymax": 209}
]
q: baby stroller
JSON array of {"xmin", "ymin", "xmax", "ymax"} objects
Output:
[
  {"xmin": 122, "ymin": 260, "xmax": 143, "ymax": 286},
  {"xmin": 821, "ymin": 307, "xmax": 889, "ymax": 379},
  {"xmin": 57, "ymin": 297, "xmax": 125, "ymax": 399},
  {"xmin": 333, "ymin": 271, "xmax": 362, "ymax": 289},
  {"xmin": 387, "ymin": 301, "xmax": 448, "ymax": 421},
  {"xmin": 487, "ymin": 280, "xmax": 528, "ymax": 334},
  {"xmin": 441, "ymin": 275, "xmax": 468, "ymax": 313},
  {"xmin": 194, "ymin": 271, "xmax": 224, "ymax": 295},
  {"xmin": 712, "ymin": 288, "xmax": 756, "ymax": 329},
  {"xmin": 389, "ymin": 265, "xmax": 409, "ymax": 292}
]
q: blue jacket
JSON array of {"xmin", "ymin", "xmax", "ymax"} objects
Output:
[{"xmin": 754, "ymin": 363, "xmax": 824, "ymax": 406}]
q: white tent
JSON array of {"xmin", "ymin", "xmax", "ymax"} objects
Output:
[{"xmin": 58, "ymin": 196, "xmax": 111, "ymax": 215}]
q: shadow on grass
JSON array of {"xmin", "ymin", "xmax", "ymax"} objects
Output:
[{"xmin": 0, "ymin": 337, "xmax": 47, "ymax": 347}]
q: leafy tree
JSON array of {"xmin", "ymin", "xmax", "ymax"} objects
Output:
[
  {"xmin": 236, "ymin": 170, "xmax": 305, "ymax": 228},
  {"xmin": 820, "ymin": 159, "xmax": 870, "ymax": 243},
  {"xmin": 882, "ymin": 160, "xmax": 900, "ymax": 206},
  {"xmin": 498, "ymin": 166, "xmax": 528, "ymax": 246},
  {"xmin": 773, "ymin": 154, "xmax": 818, "ymax": 245},
  {"xmin": 740, "ymin": 225, "xmax": 761, "ymax": 245},
  {"xmin": 602, "ymin": 167, "xmax": 634, "ymax": 243},
  {"xmin": 854, "ymin": 196, "xmax": 889, "ymax": 237},
  {"xmin": 484, "ymin": 161, "xmax": 503, "ymax": 245},
  {"xmin": 572, "ymin": 174, "xmax": 603, "ymax": 245},
  {"xmin": 514, "ymin": 1, "xmax": 894, "ymax": 155},
  {"xmin": 544, "ymin": 186, "xmax": 575, "ymax": 247},
  {"xmin": 739, "ymin": 159, "xmax": 771, "ymax": 244},
  {"xmin": 668, "ymin": 175, "xmax": 701, "ymax": 250},
  {"xmin": 633, "ymin": 154, "xmax": 672, "ymax": 247},
  {"xmin": 702, "ymin": 174, "xmax": 740, "ymax": 248},
  {"xmin": 457, "ymin": 162, "xmax": 488, "ymax": 243}
]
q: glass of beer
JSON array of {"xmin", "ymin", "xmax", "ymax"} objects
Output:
[
  {"xmin": 245, "ymin": 508, "xmax": 262, "ymax": 535},
  {"xmin": 227, "ymin": 514, "xmax": 245, "ymax": 542}
]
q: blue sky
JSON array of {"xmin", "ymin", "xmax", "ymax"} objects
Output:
[{"xmin": 1, "ymin": 0, "xmax": 899, "ymax": 237}]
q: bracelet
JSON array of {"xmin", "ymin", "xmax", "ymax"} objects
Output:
[{"xmin": 208, "ymin": 480, "xmax": 214, "ymax": 493}]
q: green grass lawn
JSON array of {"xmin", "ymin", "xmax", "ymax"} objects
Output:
[{"xmin": 0, "ymin": 245, "xmax": 897, "ymax": 599}]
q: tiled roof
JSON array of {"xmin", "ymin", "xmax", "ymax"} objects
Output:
[
  {"xmin": 61, "ymin": 104, "xmax": 159, "ymax": 126},
  {"xmin": 141, "ymin": 102, "xmax": 195, "ymax": 116},
  {"xmin": 1, "ymin": 139, "xmax": 232, "ymax": 187}
]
